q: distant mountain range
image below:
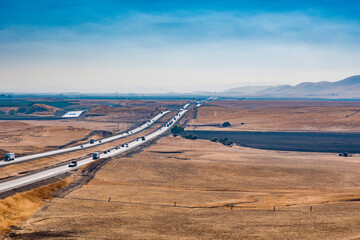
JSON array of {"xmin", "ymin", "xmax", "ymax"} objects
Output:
[{"xmin": 217, "ymin": 75, "xmax": 360, "ymax": 99}]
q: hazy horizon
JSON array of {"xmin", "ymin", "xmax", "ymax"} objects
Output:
[{"xmin": 1, "ymin": 1, "xmax": 360, "ymax": 93}]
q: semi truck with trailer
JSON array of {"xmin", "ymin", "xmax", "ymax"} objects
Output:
[{"xmin": 4, "ymin": 153, "xmax": 15, "ymax": 161}]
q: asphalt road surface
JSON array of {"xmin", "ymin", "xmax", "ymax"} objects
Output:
[
  {"xmin": 0, "ymin": 110, "xmax": 170, "ymax": 167},
  {"xmin": 0, "ymin": 104, "xmax": 190, "ymax": 194}
]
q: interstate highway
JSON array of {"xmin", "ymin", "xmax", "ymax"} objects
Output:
[
  {"xmin": 0, "ymin": 104, "xmax": 190, "ymax": 194},
  {"xmin": 0, "ymin": 110, "xmax": 170, "ymax": 167}
]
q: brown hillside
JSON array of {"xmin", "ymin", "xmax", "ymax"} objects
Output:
[{"xmin": 26, "ymin": 104, "xmax": 62, "ymax": 115}]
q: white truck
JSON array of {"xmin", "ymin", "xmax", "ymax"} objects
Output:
[{"xmin": 4, "ymin": 153, "xmax": 15, "ymax": 161}]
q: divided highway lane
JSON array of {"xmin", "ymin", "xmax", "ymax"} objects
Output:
[
  {"xmin": 0, "ymin": 105, "xmax": 190, "ymax": 194},
  {"xmin": 0, "ymin": 110, "xmax": 170, "ymax": 167}
]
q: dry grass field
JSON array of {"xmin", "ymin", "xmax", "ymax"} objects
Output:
[
  {"xmin": 187, "ymin": 100, "xmax": 360, "ymax": 132},
  {"xmin": 7, "ymin": 136, "xmax": 360, "ymax": 239},
  {"xmin": 0, "ymin": 177, "xmax": 73, "ymax": 237},
  {"xmin": 3, "ymin": 100, "xmax": 360, "ymax": 239},
  {"xmin": 0, "ymin": 124, "xmax": 92, "ymax": 156}
]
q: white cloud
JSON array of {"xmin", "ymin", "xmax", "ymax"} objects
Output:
[{"xmin": 0, "ymin": 11, "xmax": 359, "ymax": 93}]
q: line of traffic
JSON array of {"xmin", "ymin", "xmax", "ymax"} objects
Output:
[
  {"xmin": 0, "ymin": 110, "xmax": 170, "ymax": 167},
  {"xmin": 0, "ymin": 104, "xmax": 190, "ymax": 194}
]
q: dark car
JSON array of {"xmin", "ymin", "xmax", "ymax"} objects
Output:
[
  {"xmin": 68, "ymin": 161, "xmax": 77, "ymax": 167},
  {"xmin": 104, "ymin": 151, "xmax": 107, "ymax": 154}
]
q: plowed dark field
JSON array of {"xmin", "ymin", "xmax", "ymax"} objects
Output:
[{"xmin": 183, "ymin": 130, "xmax": 360, "ymax": 153}]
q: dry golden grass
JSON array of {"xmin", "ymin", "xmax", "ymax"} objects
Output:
[
  {"xmin": 0, "ymin": 125, "xmax": 92, "ymax": 156},
  {"xmin": 188, "ymin": 100, "xmax": 360, "ymax": 132},
  {"xmin": 9, "ymin": 136, "xmax": 360, "ymax": 239},
  {"xmin": 5, "ymin": 100, "xmax": 360, "ymax": 239},
  {"xmin": 0, "ymin": 176, "xmax": 73, "ymax": 237},
  {"xmin": 23, "ymin": 119, "xmax": 133, "ymax": 132},
  {"xmin": 0, "ymin": 121, "xmax": 32, "ymax": 133}
]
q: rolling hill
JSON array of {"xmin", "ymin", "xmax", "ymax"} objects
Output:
[{"xmin": 221, "ymin": 75, "xmax": 360, "ymax": 99}]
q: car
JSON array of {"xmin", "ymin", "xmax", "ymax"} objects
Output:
[
  {"xmin": 104, "ymin": 151, "xmax": 107, "ymax": 154},
  {"xmin": 80, "ymin": 145, "xmax": 84, "ymax": 148},
  {"xmin": 99, "ymin": 140, "xmax": 102, "ymax": 143},
  {"xmin": 141, "ymin": 136, "xmax": 145, "ymax": 141},
  {"xmin": 107, "ymin": 150, "xmax": 110, "ymax": 152},
  {"xmin": 126, "ymin": 144, "xmax": 129, "ymax": 147},
  {"xmin": 121, "ymin": 144, "xmax": 125, "ymax": 147},
  {"xmin": 68, "ymin": 161, "xmax": 77, "ymax": 167},
  {"xmin": 115, "ymin": 147, "xmax": 119, "ymax": 150}
]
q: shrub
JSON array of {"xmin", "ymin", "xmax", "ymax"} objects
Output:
[
  {"xmin": 222, "ymin": 122, "xmax": 231, "ymax": 127},
  {"xmin": 171, "ymin": 125, "xmax": 184, "ymax": 135},
  {"xmin": 184, "ymin": 133, "xmax": 198, "ymax": 140},
  {"xmin": 210, "ymin": 137, "xmax": 218, "ymax": 142},
  {"xmin": 8, "ymin": 109, "xmax": 16, "ymax": 115},
  {"xmin": 218, "ymin": 137, "xmax": 233, "ymax": 146},
  {"xmin": 17, "ymin": 106, "xmax": 28, "ymax": 113}
]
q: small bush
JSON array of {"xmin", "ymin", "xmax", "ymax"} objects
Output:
[
  {"xmin": 171, "ymin": 125, "xmax": 184, "ymax": 135},
  {"xmin": 16, "ymin": 106, "xmax": 28, "ymax": 113},
  {"xmin": 8, "ymin": 109, "xmax": 16, "ymax": 115},
  {"xmin": 184, "ymin": 133, "xmax": 198, "ymax": 140},
  {"xmin": 222, "ymin": 122, "xmax": 231, "ymax": 127},
  {"xmin": 210, "ymin": 137, "xmax": 218, "ymax": 142},
  {"xmin": 218, "ymin": 137, "xmax": 233, "ymax": 146}
]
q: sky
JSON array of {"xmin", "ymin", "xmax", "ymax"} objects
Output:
[{"xmin": 0, "ymin": 0, "xmax": 360, "ymax": 93}]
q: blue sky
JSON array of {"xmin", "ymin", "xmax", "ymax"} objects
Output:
[{"xmin": 0, "ymin": 0, "xmax": 359, "ymax": 93}]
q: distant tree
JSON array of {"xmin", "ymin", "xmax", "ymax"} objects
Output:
[
  {"xmin": 210, "ymin": 137, "xmax": 218, "ymax": 142},
  {"xmin": 218, "ymin": 137, "xmax": 233, "ymax": 146},
  {"xmin": 222, "ymin": 121, "xmax": 231, "ymax": 128},
  {"xmin": 184, "ymin": 133, "xmax": 198, "ymax": 140},
  {"xmin": 171, "ymin": 125, "xmax": 184, "ymax": 135},
  {"xmin": 17, "ymin": 106, "xmax": 28, "ymax": 113},
  {"xmin": 8, "ymin": 109, "xmax": 16, "ymax": 115}
]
